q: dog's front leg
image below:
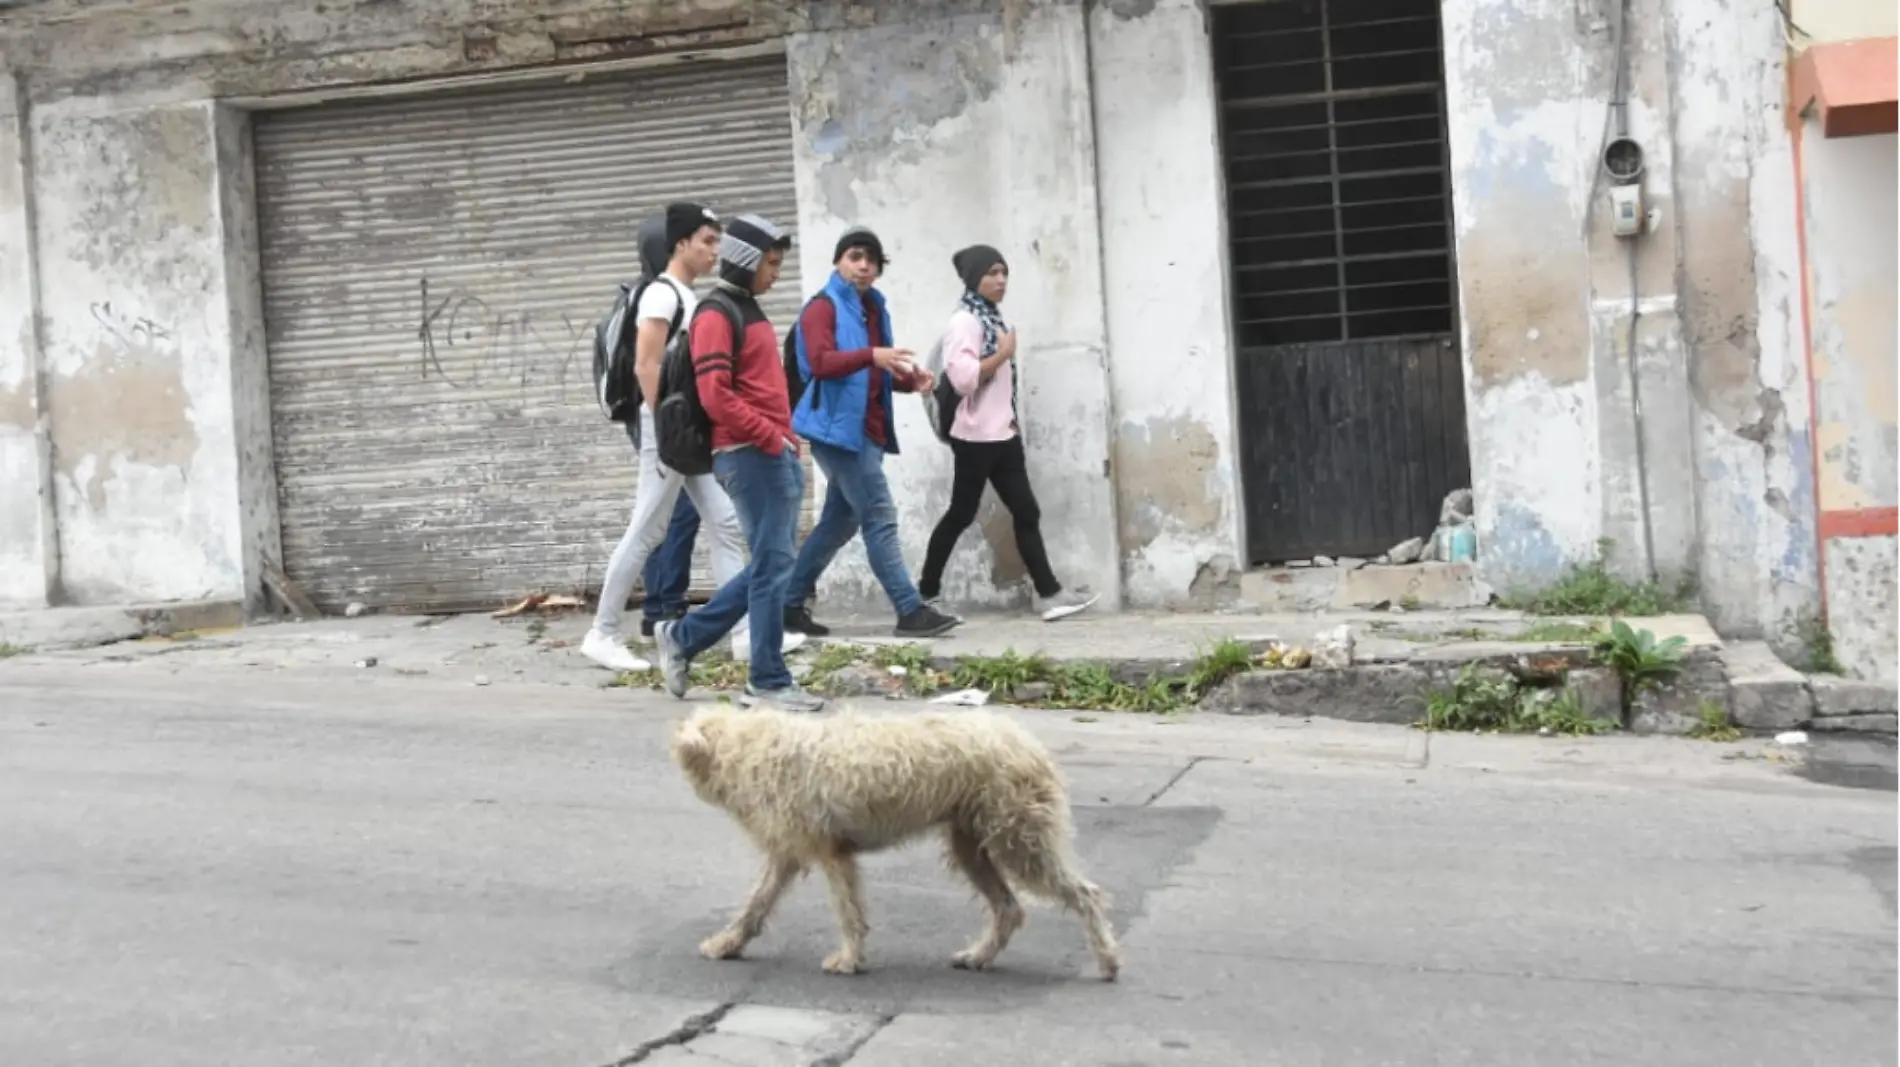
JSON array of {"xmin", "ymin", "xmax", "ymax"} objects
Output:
[
  {"xmin": 701, "ymin": 855, "xmax": 802, "ymax": 961},
  {"xmin": 817, "ymin": 851, "xmax": 869, "ymax": 975}
]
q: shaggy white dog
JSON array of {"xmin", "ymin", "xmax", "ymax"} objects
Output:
[{"xmin": 669, "ymin": 704, "xmax": 1121, "ymax": 981}]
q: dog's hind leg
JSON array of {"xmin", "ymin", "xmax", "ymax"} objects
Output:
[
  {"xmin": 988, "ymin": 830, "xmax": 1122, "ymax": 982},
  {"xmin": 816, "ymin": 847, "xmax": 870, "ymax": 975},
  {"xmin": 1049, "ymin": 864, "xmax": 1122, "ymax": 982},
  {"xmin": 700, "ymin": 854, "xmax": 802, "ymax": 961},
  {"xmin": 946, "ymin": 826, "xmax": 1025, "ymax": 972}
]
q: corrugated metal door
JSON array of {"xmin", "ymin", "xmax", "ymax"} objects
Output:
[{"xmin": 255, "ymin": 57, "xmax": 810, "ymax": 614}]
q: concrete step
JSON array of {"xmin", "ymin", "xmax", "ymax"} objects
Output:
[
  {"xmin": 1721, "ymin": 640, "xmax": 1813, "ymax": 731},
  {"xmin": 1239, "ymin": 562, "xmax": 1490, "ymax": 612}
]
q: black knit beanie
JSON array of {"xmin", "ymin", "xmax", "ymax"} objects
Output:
[
  {"xmin": 665, "ymin": 202, "xmax": 719, "ymax": 252},
  {"xmin": 952, "ymin": 244, "xmax": 1007, "ymax": 292},
  {"xmin": 833, "ymin": 225, "xmax": 888, "ymax": 269}
]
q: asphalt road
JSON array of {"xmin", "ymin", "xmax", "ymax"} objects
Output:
[{"xmin": 1, "ymin": 660, "xmax": 1893, "ymax": 1066}]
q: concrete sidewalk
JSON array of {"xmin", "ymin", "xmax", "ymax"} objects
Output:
[{"xmin": 5, "ymin": 602, "xmax": 1889, "ymax": 740}]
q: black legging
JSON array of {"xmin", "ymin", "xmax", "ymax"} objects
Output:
[{"xmin": 919, "ymin": 436, "xmax": 1061, "ymax": 600}]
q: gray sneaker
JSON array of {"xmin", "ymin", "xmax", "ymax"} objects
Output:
[
  {"xmin": 652, "ymin": 620, "xmax": 692, "ymax": 698},
  {"xmin": 740, "ymin": 684, "xmax": 827, "ymax": 714},
  {"xmin": 1036, "ymin": 588, "xmax": 1099, "ymax": 622}
]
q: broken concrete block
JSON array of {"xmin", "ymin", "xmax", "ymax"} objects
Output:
[
  {"xmin": 1387, "ymin": 536, "xmax": 1426, "ymax": 564},
  {"xmin": 1722, "ymin": 641, "xmax": 1813, "ymax": 730},
  {"xmin": 1439, "ymin": 487, "xmax": 1474, "ymax": 524},
  {"xmin": 1563, "ymin": 666, "xmax": 1624, "ymax": 726},
  {"xmin": 1203, "ymin": 663, "xmax": 1431, "ymax": 724},
  {"xmin": 1312, "ymin": 624, "xmax": 1354, "ymax": 670},
  {"xmin": 820, "ymin": 666, "xmax": 883, "ymax": 697},
  {"xmin": 1809, "ymin": 675, "xmax": 1899, "ymax": 717}
]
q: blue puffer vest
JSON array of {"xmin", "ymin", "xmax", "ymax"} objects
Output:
[{"xmin": 791, "ymin": 271, "xmax": 900, "ymax": 455}]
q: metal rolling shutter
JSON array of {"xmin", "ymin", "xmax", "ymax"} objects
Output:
[{"xmin": 255, "ymin": 56, "xmax": 811, "ymax": 614}]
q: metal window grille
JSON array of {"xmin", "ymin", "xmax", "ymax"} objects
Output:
[{"xmin": 1214, "ymin": 0, "xmax": 1458, "ymax": 347}]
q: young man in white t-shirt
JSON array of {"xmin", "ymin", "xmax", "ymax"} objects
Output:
[{"xmin": 583, "ymin": 204, "xmax": 765, "ymax": 672}]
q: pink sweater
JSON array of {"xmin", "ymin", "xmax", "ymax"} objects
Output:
[{"xmin": 941, "ymin": 308, "xmax": 1018, "ymax": 443}]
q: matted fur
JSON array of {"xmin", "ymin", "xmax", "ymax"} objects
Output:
[{"xmin": 670, "ymin": 703, "xmax": 1121, "ymax": 980}]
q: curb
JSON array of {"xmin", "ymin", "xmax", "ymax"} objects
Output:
[
  {"xmin": 809, "ymin": 629, "xmax": 1898, "ymax": 739},
  {"xmin": 0, "ymin": 599, "xmax": 246, "ymax": 652}
]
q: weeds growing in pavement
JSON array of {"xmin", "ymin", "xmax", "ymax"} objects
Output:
[
  {"xmin": 1501, "ymin": 538, "xmax": 1694, "ymax": 617},
  {"xmin": 1418, "ymin": 665, "xmax": 1617, "ymax": 736},
  {"xmin": 1688, "ymin": 699, "xmax": 1745, "ymax": 743},
  {"xmin": 1591, "ymin": 619, "xmax": 1687, "ymax": 707}
]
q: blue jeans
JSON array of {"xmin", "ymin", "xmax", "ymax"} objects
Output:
[
  {"xmin": 641, "ymin": 491, "xmax": 699, "ymax": 621},
  {"xmin": 788, "ymin": 440, "xmax": 922, "ymax": 618},
  {"xmin": 673, "ymin": 447, "xmax": 804, "ymax": 690}
]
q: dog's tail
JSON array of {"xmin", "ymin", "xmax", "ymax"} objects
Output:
[{"xmin": 974, "ymin": 773, "xmax": 1108, "ymax": 909}]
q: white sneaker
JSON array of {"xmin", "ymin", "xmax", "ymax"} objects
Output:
[
  {"xmin": 582, "ymin": 628, "xmax": 651, "ymax": 672},
  {"xmin": 1036, "ymin": 588, "xmax": 1099, "ymax": 622},
  {"xmin": 731, "ymin": 620, "xmax": 808, "ymax": 661}
]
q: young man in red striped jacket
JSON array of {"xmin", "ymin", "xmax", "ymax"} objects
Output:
[{"xmin": 652, "ymin": 214, "xmax": 823, "ymax": 713}]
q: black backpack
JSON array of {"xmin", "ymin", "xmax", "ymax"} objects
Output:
[
  {"xmin": 781, "ymin": 295, "xmax": 819, "ymax": 413},
  {"xmin": 593, "ymin": 276, "xmax": 685, "ymax": 424},
  {"xmin": 655, "ymin": 288, "xmax": 745, "ymax": 477}
]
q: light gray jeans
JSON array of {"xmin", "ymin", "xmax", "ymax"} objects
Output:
[{"xmin": 592, "ymin": 411, "xmax": 746, "ymax": 637}]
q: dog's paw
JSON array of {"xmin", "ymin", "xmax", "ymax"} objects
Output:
[
  {"xmin": 699, "ymin": 933, "xmax": 746, "ymax": 961},
  {"xmin": 1097, "ymin": 955, "xmax": 1121, "ymax": 982},
  {"xmin": 821, "ymin": 951, "xmax": 864, "ymax": 975},
  {"xmin": 951, "ymin": 948, "xmax": 994, "ymax": 971}
]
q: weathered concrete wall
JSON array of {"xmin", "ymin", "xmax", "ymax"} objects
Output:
[
  {"xmin": 1788, "ymin": 0, "xmax": 1897, "ymax": 43},
  {"xmin": 1825, "ymin": 535, "xmax": 1897, "ymax": 685},
  {"xmin": 1441, "ymin": 0, "xmax": 1696, "ymax": 596},
  {"xmin": 1803, "ymin": 127, "xmax": 1896, "ymax": 683},
  {"xmin": 29, "ymin": 97, "xmax": 260, "ymax": 605},
  {"xmin": 786, "ymin": 0, "xmax": 1123, "ymax": 613},
  {"xmin": 1667, "ymin": 0, "xmax": 1821, "ymax": 655},
  {"xmin": 1086, "ymin": 0, "xmax": 1244, "ymax": 608},
  {"xmin": 0, "ymin": 71, "xmax": 58, "ymax": 607},
  {"xmin": 1804, "ymin": 130, "xmax": 1896, "ymax": 519}
]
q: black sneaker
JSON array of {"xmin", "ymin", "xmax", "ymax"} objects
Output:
[
  {"xmin": 784, "ymin": 604, "xmax": 831, "ymax": 637},
  {"xmin": 895, "ymin": 604, "xmax": 961, "ymax": 639}
]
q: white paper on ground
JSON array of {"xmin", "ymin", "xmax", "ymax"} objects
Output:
[{"xmin": 930, "ymin": 688, "xmax": 990, "ymax": 707}]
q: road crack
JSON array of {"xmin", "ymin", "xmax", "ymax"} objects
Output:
[
  {"xmin": 1143, "ymin": 755, "xmax": 1211, "ymax": 806},
  {"xmin": 605, "ymin": 1001, "xmax": 735, "ymax": 1066},
  {"xmin": 810, "ymin": 1013, "xmax": 895, "ymax": 1067}
]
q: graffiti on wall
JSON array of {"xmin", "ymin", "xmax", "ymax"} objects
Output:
[{"xmin": 415, "ymin": 277, "xmax": 591, "ymax": 412}]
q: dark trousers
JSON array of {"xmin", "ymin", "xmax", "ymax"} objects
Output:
[{"xmin": 919, "ymin": 435, "xmax": 1061, "ymax": 600}]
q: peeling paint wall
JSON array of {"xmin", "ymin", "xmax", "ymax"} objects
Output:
[
  {"xmin": 1086, "ymin": 0, "xmax": 1244, "ymax": 608},
  {"xmin": 1442, "ymin": 0, "xmax": 1815, "ymax": 650},
  {"xmin": 0, "ymin": 71, "xmax": 57, "ymax": 606},
  {"xmin": 1803, "ymin": 127, "xmax": 1897, "ymax": 683},
  {"xmin": 1804, "ymin": 132, "xmax": 1897, "ymax": 517},
  {"xmin": 29, "ymin": 97, "xmax": 258, "ymax": 604},
  {"xmin": 1667, "ymin": 0, "xmax": 1820, "ymax": 655},
  {"xmin": 786, "ymin": 0, "xmax": 1123, "ymax": 613}
]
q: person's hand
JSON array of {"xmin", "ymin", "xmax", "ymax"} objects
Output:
[
  {"xmin": 997, "ymin": 330, "xmax": 1017, "ymax": 359},
  {"xmin": 872, "ymin": 347, "xmax": 915, "ymax": 373},
  {"xmin": 911, "ymin": 367, "xmax": 936, "ymax": 392}
]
